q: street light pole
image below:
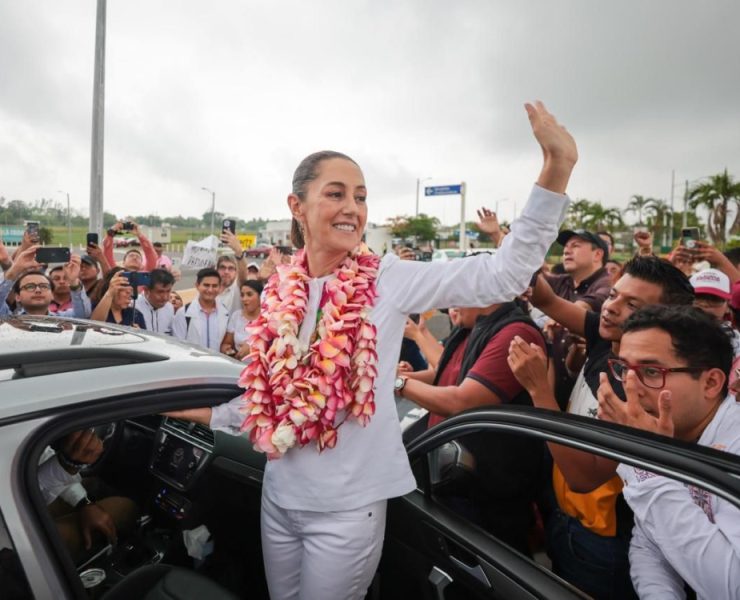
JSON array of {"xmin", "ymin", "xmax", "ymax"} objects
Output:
[
  {"xmin": 58, "ymin": 190, "xmax": 71, "ymax": 248},
  {"xmin": 415, "ymin": 177, "xmax": 432, "ymax": 217},
  {"xmin": 88, "ymin": 0, "xmax": 106, "ymax": 238},
  {"xmin": 202, "ymin": 187, "xmax": 216, "ymax": 237}
]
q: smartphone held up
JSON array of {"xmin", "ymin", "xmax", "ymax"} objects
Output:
[{"xmin": 681, "ymin": 227, "xmax": 700, "ymax": 250}]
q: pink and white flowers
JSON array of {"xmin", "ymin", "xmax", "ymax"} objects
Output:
[{"xmin": 239, "ymin": 245, "xmax": 380, "ymax": 458}]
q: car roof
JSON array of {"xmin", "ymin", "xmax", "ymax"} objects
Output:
[
  {"xmin": 0, "ymin": 316, "xmax": 147, "ymax": 357},
  {"xmin": 0, "ymin": 316, "xmax": 243, "ymax": 417}
]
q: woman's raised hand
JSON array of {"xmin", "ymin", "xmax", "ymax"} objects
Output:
[{"xmin": 525, "ymin": 101, "xmax": 577, "ymax": 194}]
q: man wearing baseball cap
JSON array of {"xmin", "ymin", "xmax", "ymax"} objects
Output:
[
  {"xmin": 690, "ymin": 268, "xmax": 740, "ymax": 360},
  {"xmin": 246, "ymin": 262, "xmax": 260, "ymax": 281},
  {"xmin": 546, "ymin": 229, "xmax": 612, "ymax": 408},
  {"xmin": 690, "ymin": 268, "xmax": 731, "ymax": 321}
]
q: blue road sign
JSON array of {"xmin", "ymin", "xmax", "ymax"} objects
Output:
[{"xmin": 425, "ymin": 185, "xmax": 462, "ymax": 196}]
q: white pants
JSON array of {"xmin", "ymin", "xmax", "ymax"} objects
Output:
[{"xmin": 261, "ymin": 493, "xmax": 387, "ymax": 600}]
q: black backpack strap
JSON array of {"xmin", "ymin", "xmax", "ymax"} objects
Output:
[{"xmin": 184, "ymin": 302, "xmax": 192, "ymax": 331}]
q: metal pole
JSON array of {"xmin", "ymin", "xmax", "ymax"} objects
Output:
[
  {"xmin": 683, "ymin": 180, "xmax": 689, "ymax": 229},
  {"xmin": 66, "ymin": 192, "xmax": 71, "ymax": 248},
  {"xmin": 210, "ymin": 191, "xmax": 216, "ymax": 237},
  {"xmin": 459, "ymin": 182, "xmax": 467, "ymax": 252},
  {"xmin": 669, "ymin": 169, "xmax": 675, "ymax": 247},
  {"xmin": 415, "ymin": 178, "xmax": 420, "ymax": 217},
  {"xmin": 88, "ymin": 0, "xmax": 106, "ymax": 238}
]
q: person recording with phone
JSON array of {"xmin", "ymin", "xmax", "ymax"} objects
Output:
[
  {"xmin": 102, "ymin": 220, "xmax": 158, "ymax": 272},
  {"xmin": 218, "ymin": 226, "xmax": 251, "ymax": 313},
  {"xmin": 0, "ymin": 248, "xmax": 91, "ymax": 318},
  {"xmin": 90, "ymin": 268, "xmax": 146, "ymax": 328}
]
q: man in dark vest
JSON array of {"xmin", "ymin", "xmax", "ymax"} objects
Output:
[{"xmin": 396, "ymin": 299, "xmax": 546, "ymax": 554}]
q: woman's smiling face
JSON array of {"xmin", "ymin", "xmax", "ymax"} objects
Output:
[{"xmin": 289, "ymin": 158, "xmax": 368, "ymax": 256}]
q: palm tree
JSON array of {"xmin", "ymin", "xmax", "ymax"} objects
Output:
[
  {"xmin": 644, "ymin": 198, "xmax": 672, "ymax": 248},
  {"xmin": 567, "ymin": 198, "xmax": 592, "ymax": 229},
  {"xmin": 689, "ymin": 170, "xmax": 740, "ymax": 247},
  {"xmin": 626, "ymin": 195, "xmax": 653, "ymax": 226},
  {"xmin": 581, "ymin": 203, "xmax": 624, "ymax": 231}
]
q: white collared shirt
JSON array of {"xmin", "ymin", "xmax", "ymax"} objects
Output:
[
  {"xmin": 172, "ymin": 297, "xmax": 229, "ymax": 351},
  {"xmin": 618, "ymin": 396, "xmax": 740, "ymax": 599},
  {"xmin": 135, "ymin": 294, "xmax": 175, "ymax": 334},
  {"xmin": 210, "ymin": 184, "xmax": 569, "ymax": 512}
]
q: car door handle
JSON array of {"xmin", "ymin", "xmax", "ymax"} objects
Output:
[
  {"xmin": 449, "ymin": 554, "xmax": 491, "ymax": 588},
  {"xmin": 428, "ymin": 566, "xmax": 453, "ymax": 600}
]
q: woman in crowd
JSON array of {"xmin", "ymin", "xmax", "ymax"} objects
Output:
[
  {"xmin": 220, "ymin": 280, "xmax": 263, "ymax": 359},
  {"xmin": 166, "ymin": 101, "xmax": 577, "ymax": 600},
  {"xmin": 169, "ymin": 291, "xmax": 184, "ymax": 313},
  {"xmin": 90, "ymin": 268, "xmax": 146, "ymax": 328}
]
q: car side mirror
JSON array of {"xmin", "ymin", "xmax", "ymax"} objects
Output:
[{"xmin": 429, "ymin": 441, "xmax": 476, "ymax": 486}]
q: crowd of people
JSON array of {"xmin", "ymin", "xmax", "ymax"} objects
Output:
[
  {"xmin": 0, "ymin": 222, "xmax": 281, "ymax": 359},
  {"xmin": 394, "ymin": 221, "xmax": 740, "ymax": 598},
  {"xmin": 4, "ymin": 101, "xmax": 740, "ymax": 599}
]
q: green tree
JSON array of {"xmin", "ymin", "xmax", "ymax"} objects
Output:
[
  {"xmin": 387, "ymin": 213, "xmax": 440, "ymax": 242},
  {"xmin": 202, "ymin": 210, "xmax": 225, "ymax": 227},
  {"xmin": 626, "ymin": 195, "xmax": 653, "ymax": 226},
  {"xmin": 567, "ymin": 198, "xmax": 592, "ymax": 229},
  {"xmin": 689, "ymin": 169, "xmax": 740, "ymax": 247},
  {"xmin": 581, "ymin": 203, "xmax": 624, "ymax": 231},
  {"xmin": 644, "ymin": 198, "xmax": 672, "ymax": 247},
  {"xmin": 38, "ymin": 227, "xmax": 53, "ymax": 245}
]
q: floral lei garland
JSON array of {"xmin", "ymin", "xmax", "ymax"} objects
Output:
[{"xmin": 238, "ymin": 244, "xmax": 380, "ymax": 458}]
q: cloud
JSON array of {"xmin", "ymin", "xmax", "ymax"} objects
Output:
[{"xmin": 0, "ymin": 0, "xmax": 738, "ymax": 229}]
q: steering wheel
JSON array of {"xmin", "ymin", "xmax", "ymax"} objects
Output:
[{"xmin": 78, "ymin": 422, "xmax": 123, "ymax": 476}]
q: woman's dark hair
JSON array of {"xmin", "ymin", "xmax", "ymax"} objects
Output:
[
  {"xmin": 241, "ymin": 279, "xmax": 264, "ymax": 296},
  {"xmin": 290, "ymin": 150, "xmax": 360, "ymax": 249},
  {"xmin": 622, "ymin": 305, "xmax": 732, "ymax": 396},
  {"xmin": 98, "ymin": 266, "xmax": 124, "ymax": 300},
  {"xmin": 622, "ymin": 256, "xmax": 694, "ymax": 306}
]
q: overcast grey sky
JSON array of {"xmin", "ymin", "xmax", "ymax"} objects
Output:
[{"xmin": 1, "ymin": 1, "xmax": 738, "ymax": 227}]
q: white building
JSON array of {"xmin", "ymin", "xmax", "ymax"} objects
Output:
[
  {"xmin": 259, "ymin": 220, "xmax": 292, "ymax": 246},
  {"xmin": 364, "ymin": 224, "xmax": 393, "ymax": 255}
]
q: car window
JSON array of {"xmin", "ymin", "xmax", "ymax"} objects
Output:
[
  {"xmin": 0, "ymin": 511, "xmax": 34, "ymax": 599},
  {"xmin": 32, "ymin": 406, "xmax": 266, "ymax": 599},
  {"xmin": 422, "ymin": 428, "xmax": 740, "ymax": 599}
]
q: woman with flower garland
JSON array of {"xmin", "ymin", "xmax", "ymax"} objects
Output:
[{"xmin": 167, "ymin": 101, "xmax": 577, "ymax": 599}]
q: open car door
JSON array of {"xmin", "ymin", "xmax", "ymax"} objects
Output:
[{"xmin": 378, "ymin": 405, "xmax": 740, "ymax": 600}]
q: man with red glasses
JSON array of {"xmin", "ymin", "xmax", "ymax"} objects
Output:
[{"xmin": 598, "ymin": 305, "xmax": 740, "ymax": 599}]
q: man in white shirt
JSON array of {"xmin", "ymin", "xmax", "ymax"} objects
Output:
[
  {"xmin": 598, "ymin": 304, "xmax": 740, "ymax": 599},
  {"xmin": 134, "ymin": 268, "xmax": 176, "ymax": 334},
  {"xmin": 39, "ymin": 430, "xmax": 137, "ymax": 562},
  {"xmin": 172, "ymin": 267, "xmax": 229, "ymax": 351},
  {"xmin": 216, "ymin": 231, "xmax": 251, "ymax": 313}
]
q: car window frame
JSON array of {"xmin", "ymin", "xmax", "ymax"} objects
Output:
[
  {"xmin": 400, "ymin": 404, "xmax": 740, "ymax": 597},
  {"xmin": 407, "ymin": 405, "xmax": 740, "ymax": 509},
  {"xmin": 13, "ymin": 384, "xmax": 242, "ymax": 599}
]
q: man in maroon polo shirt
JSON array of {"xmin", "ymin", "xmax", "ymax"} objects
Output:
[{"xmin": 396, "ymin": 300, "xmax": 546, "ymax": 554}]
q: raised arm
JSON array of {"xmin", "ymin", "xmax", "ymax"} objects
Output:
[
  {"xmin": 380, "ymin": 102, "xmax": 576, "ymax": 315},
  {"xmin": 132, "ymin": 222, "xmax": 158, "ymax": 271},
  {"xmin": 530, "ymin": 273, "xmax": 589, "ymax": 337},
  {"xmin": 508, "ymin": 337, "xmax": 619, "ymax": 492},
  {"xmin": 103, "ymin": 223, "xmax": 120, "ymax": 267}
]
